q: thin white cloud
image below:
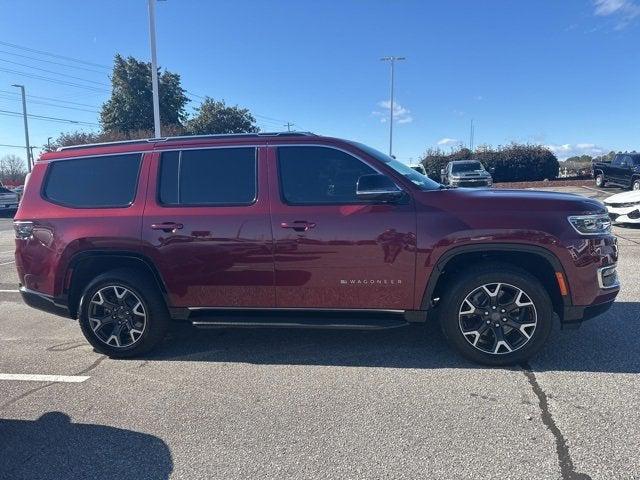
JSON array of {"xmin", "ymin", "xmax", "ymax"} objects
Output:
[
  {"xmin": 544, "ymin": 143, "xmax": 608, "ymax": 160},
  {"xmin": 372, "ymin": 100, "xmax": 413, "ymax": 124},
  {"xmin": 593, "ymin": 0, "xmax": 640, "ymax": 28},
  {"xmin": 437, "ymin": 137, "xmax": 463, "ymax": 147}
]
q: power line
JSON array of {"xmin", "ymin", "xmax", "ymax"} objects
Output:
[
  {"xmin": 0, "ymin": 49, "xmax": 107, "ymax": 74},
  {"xmin": 0, "ymin": 90, "xmax": 100, "ymax": 108},
  {"xmin": 0, "ymin": 94, "xmax": 99, "ymax": 113},
  {"xmin": 0, "ymin": 143, "xmax": 30, "ymax": 149},
  {"xmin": 0, "ymin": 67, "xmax": 109, "ymax": 92},
  {"xmin": 0, "ymin": 58, "xmax": 109, "ymax": 86},
  {"xmin": 0, "ymin": 40, "xmax": 110, "ymax": 69},
  {"xmin": 0, "ymin": 109, "xmax": 98, "ymax": 126}
]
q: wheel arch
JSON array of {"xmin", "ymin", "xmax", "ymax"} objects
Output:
[
  {"xmin": 421, "ymin": 243, "xmax": 570, "ymax": 320},
  {"xmin": 65, "ymin": 250, "xmax": 168, "ymax": 318}
]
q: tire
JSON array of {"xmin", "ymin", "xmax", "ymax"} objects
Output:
[
  {"xmin": 633, "ymin": 179, "xmax": 640, "ymax": 191},
  {"xmin": 438, "ymin": 263, "xmax": 553, "ymax": 366},
  {"xmin": 78, "ymin": 268, "xmax": 170, "ymax": 358},
  {"xmin": 595, "ymin": 174, "xmax": 606, "ymax": 188}
]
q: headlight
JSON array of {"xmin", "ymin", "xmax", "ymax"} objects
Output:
[{"xmin": 568, "ymin": 214, "xmax": 611, "ymax": 235}]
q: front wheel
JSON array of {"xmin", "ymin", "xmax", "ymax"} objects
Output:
[
  {"xmin": 78, "ymin": 268, "xmax": 170, "ymax": 358},
  {"xmin": 438, "ymin": 264, "xmax": 553, "ymax": 366},
  {"xmin": 595, "ymin": 174, "xmax": 607, "ymax": 188},
  {"xmin": 632, "ymin": 179, "xmax": 640, "ymax": 191}
]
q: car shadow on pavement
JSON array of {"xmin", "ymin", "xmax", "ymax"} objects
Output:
[
  {"xmin": 140, "ymin": 302, "xmax": 640, "ymax": 374},
  {"xmin": 0, "ymin": 412, "xmax": 173, "ymax": 480}
]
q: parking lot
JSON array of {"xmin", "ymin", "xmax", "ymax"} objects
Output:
[{"xmin": 0, "ymin": 185, "xmax": 638, "ymax": 480}]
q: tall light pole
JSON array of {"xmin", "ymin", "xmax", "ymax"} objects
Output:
[
  {"xmin": 148, "ymin": 0, "xmax": 162, "ymax": 138},
  {"xmin": 11, "ymin": 84, "xmax": 31, "ymax": 172},
  {"xmin": 381, "ymin": 56, "xmax": 405, "ymax": 157}
]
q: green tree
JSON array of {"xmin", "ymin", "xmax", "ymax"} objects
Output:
[
  {"xmin": 100, "ymin": 54, "xmax": 189, "ymax": 133},
  {"xmin": 186, "ymin": 97, "xmax": 259, "ymax": 135}
]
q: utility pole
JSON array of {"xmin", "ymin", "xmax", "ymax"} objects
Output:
[
  {"xmin": 284, "ymin": 122, "xmax": 293, "ymax": 132},
  {"xmin": 469, "ymin": 119, "xmax": 475, "ymax": 151},
  {"xmin": 11, "ymin": 84, "xmax": 31, "ymax": 172},
  {"xmin": 148, "ymin": 0, "xmax": 162, "ymax": 138},
  {"xmin": 381, "ymin": 56, "xmax": 405, "ymax": 157},
  {"xmin": 47, "ymin": 136, "xmax": 53, "ymax": 150}
]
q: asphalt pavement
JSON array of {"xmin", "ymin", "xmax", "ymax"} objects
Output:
[{"xmin": 1, "ymin": 186, "xmax": 639, "ymax": 480}]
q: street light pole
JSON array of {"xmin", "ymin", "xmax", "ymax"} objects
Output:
[
  {"xmin": 148, "ymin": 0, "xmax": 162, "ymax": 138},
  {"xmin": 381, "ymin": 56, "xmax": 405, "ymax": 157},
  {"xmin": 11, "ymin": 84, "xmax": 31, "ymax": 172}
]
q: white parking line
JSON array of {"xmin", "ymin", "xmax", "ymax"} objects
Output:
[
  {"xmin": 0, "ymin": 373, "xmax": 90, "ymax": 383},
  {"xmin": 0, "ymin": 289, "xmax": 19, "ymax": 293},
  {"xmin": 0, "ymin": 250, "xmax": 15, "ymax": 254}
]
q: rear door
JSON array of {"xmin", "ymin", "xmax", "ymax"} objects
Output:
[
  {"xmin": 268, "ymin": 145, "xmax": 416, "ymax": 310},
  {"xmin": 142, "ymin": 146, "xmax": 275, "ymax": 308}
]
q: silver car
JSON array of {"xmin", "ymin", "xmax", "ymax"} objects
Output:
[{"xmin": 441, "ymin": 160, "xmax": 493, "ymax": 187}]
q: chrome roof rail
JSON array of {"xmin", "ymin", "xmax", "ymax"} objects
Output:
[{"xmin": 56, "ymin": 131, "xmax": 317, "ymax": 152}]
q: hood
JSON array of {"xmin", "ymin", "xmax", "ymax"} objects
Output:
[
  {"xmin": 416, "ymin": 188, "xmax": 606, "ymax": 215},
  {"xmin": 604, "ymin": 190, "xmax": 640, "ymax": 205}
]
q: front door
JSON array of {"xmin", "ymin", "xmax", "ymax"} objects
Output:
[
  {"xmin": 142, "ymin": 147, "xmax": 274, "ymax": 308},
  {"xmin": 268, "ymin": 145, "xmax": 416, "ymax": 310}
]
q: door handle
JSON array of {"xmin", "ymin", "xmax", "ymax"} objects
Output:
[
  {"xmin": 151, "ymin": 222, "xmax": 184, "ymax": 233},
  {"xmin": 280, "ymin": 221, "xmax": 316, "ymax": 232}
]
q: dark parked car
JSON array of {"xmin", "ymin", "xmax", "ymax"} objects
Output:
[
  {"xmin": 441, "ymin": 160, "xmax": 493, "ymax": 187},
  {"xmin": 593, "ymin": 153, "xmax": 640, "ymax": 190},
  {"xmin": 14, "ymin": 132, "xmax": 619, "ymax": 365}
]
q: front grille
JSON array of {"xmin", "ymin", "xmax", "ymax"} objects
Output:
[
  {"xmin": 607, "ymin": 202, "xmax": 640, "ymax": 208},
  {"xmin": 609, "ymin": 213, "xmax": 620, "ymax": 221}
]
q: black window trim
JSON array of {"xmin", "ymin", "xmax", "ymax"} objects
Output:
[
  {"xmin": 156, "ymin": 146, "xmax": 259, "ymax": 208},
  {"xmin": 276, "ymin": 144, "xmax": 404, "ymax": 206},
  {"xmin": 41, "ymin": 152, "xmax": 143, "ymax": 209}
]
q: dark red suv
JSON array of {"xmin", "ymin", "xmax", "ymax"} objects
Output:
[{"xmin": 14, "ymin": 133, "xmax": 620, "ymax": 365}]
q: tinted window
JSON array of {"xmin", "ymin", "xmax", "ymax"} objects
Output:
[
  {"xmin": 44, "ymin": 154, "xmax": 141, "ymax": 207},
  {"xmin": 278, "ymin": 146, "xmax": 376, "ymax": 204},
  {"xmin": 0, "ymin": 187, "xmax": 13, "ymax": 194},
  {"xmin": 158, "ymin": 148, "xmax": 256, "ymax": 206},
  {"xmin": 631, "ymin": 155, "xmax": 640, "ymax": 165}
]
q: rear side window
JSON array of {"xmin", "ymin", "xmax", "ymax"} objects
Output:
[
  {"xmin": 158, "ymin": 148, "xmax": 256, "ymax": 206},
  {"xmin": 278, "ymin": 146, "xmax": 376, "ymax": 204},
  {"xmin": 43, "ymin": 154, "xmax": 141, "ymax": 208}
]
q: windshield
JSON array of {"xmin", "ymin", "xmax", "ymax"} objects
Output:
[
  {"xmin": 348, "ymin": 142, "xmax": 441, "ymax": 191},
  {"xmin": 451, "ymin": 162, "xmax": 484, "ymax": 173}
]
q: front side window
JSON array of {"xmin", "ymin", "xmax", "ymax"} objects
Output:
[
  {"xmin": 347, "ymin": 141, "xmax": 441, "ymax": 191},
  {"xmin": 278, "ymin": 146, "xmax": 377, "ymax": 204},
  {"xmin": 43, "ymin": 154, "xmax": 141, "ymax": 208},
  {"xmin": 158, "ymin": 147, "xmax": 257, "ymax": 206}
]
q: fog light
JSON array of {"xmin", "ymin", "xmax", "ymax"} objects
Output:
[
  {"xmin": 628, "ymin": 209, "xmax": 640, "ymax": 219},
  {"xmin": 598, "ymin": 265, "xmax": 619, "ymax": 289}
]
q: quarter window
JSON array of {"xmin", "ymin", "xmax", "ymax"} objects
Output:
[
  {"xmin": 43, "ymin": 154, "xmax": 141, "ymax": 208},
  {"xmin": 158, "ymin": 148, "xmax": 257, "ymax": 206},
  {"xmin": 278, "ymin": 146, "xmax": 377, "ymax": 204}
]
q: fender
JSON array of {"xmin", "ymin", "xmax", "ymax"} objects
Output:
[{"xmin": 420, "ymin": 242, "xmax": 571, "ymax": 311}]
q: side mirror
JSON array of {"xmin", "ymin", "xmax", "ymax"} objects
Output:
[
  {"xmin": 440, "ymin": 168, "xmax": 446, "ymax": 176},
  {"xmin": 356, "ymin": 174, "xmax": 403, "ymax": 201},
  {"xmin": 489, "ymin": 167, "xmax": 495, "ymax": 174}
]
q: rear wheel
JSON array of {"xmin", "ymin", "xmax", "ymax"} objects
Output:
[
  {"xmin": 438, "ymin": 264, "xmax": 553, "ymax": 366},
  {"xmin": 78, "ymin": 268, "xmax": 169, "ymax": 358},
  {"xmin": 595, "ymin": 174, "xmax": 606, "ymax": 188},
  {"xmin": 632, "ymin": 179, "xmax": 640, "ymax": 191}
]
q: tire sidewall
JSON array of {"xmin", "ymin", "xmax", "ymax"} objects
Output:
[
  {"xmin": 596, "ymin": 174, "xmax": 605, "ymax": 187},
  {"xmin": 439, "ymin": 268, "xmax": 553, "ymax": 366},
  {"xmin": 633, "ymin": 179, "xmax": 640, "ymax": 191}
]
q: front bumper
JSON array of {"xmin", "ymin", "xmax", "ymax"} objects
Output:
[
  {"xmin": 20, "ymin": 286, "xmax": 72, "ymax": 319},
  {"xmin": 563, "ymin": 298, "xmax": 616, "ymax": 328},
  {"xmin": 606, "ymin": 204, "xmax": 640, "ymax": 224}
]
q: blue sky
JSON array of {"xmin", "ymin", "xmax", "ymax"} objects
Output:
[{"xmin": 1, "ymin": 0, "xmax": 639, "ymax": 166}]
